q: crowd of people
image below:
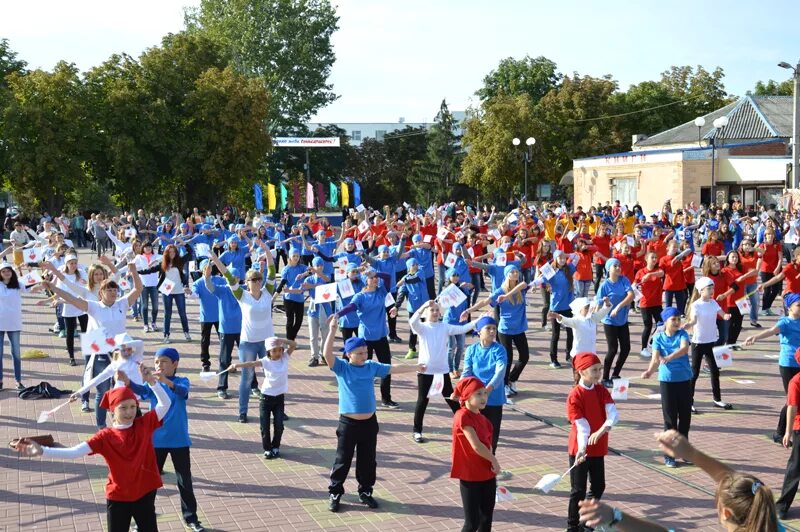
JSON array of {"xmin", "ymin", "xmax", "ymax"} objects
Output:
[{"xmin": 4, "ymin": 196, "xmax": 800, "ymax": 532}]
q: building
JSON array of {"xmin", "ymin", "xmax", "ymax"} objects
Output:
[
  {"xmin": 308, "ymin": 112, "xmax": 466, "ymax": 146},
  {"xmin": 571, "ymin": 96, "xmax": 792, "ymax": 212}
]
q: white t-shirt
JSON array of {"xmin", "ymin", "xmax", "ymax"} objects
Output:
[
  {"xmin": 0, "ymin": 284, "xmax": 25, "ymax": 331},
  {"xmin": 409, "ymin": 314, "xmax": 476, "ymax": 375},
  {"xmin": 238, "ymin": 290, "xmax": 273, "ymax": 343},
  {"xmin": 691, "ymin": 299, "xmax": 721, "ymax": 344},
  {"xmin": 260, "ymin": 352, "xmax": 289, "ymax": 396},
  {"xmin": 86, "ymin": 298, "xmax": 129, "ymax": 336},
  {"xmin": 134, "ymin": 253, "xmax": 161, "ymax": 287},
  {"xmin": 58, "ymin": 270, "xmax": 89, "ymax": 318},
  {"xmin": 164, "ymin": 266, "xmax": 184, "ymax": 289}
]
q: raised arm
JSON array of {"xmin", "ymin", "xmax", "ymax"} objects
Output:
[
  {"xmin": 42, "ymin": 279, "xmax": 88, "ymax": 313},
  {"xmin": 323, "ymin": 314, "xmax": 339, "ymax": 368},
  {"xmin": 125, "ymin": 261, "xmax": 142, "ymax": 307}
]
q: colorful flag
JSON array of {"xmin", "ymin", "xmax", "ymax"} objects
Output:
[
  {"xmin": 353, "ymin": 182, "xmax": 361, "ymax": 206},
  {"xmin": 316, "ymin": 182, "xmax": 326, "ymax": 208},
  {"xmin": 267, "ymin": 184, "xmax": 276, "ymax": 211},
  {"xmin": 341, "ymin": 181, "xmax": 349, "ymax": 207},
  {"xmin": 306, "ymin": 182, "xmax": 314, "ymax": 209},
  {"xmin": 329, "ymin": 182, "xmax": 339, "ymax": 206},
  {"xmin": 280, "ymin": 183, "xmax": 288, "ymax": 209},
  {"xmin": 253, "ymin": 183, "xmax": 263, "ymax": 211}
]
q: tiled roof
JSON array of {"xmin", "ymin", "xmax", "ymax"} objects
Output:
[{"xmin": 635, "ymin": 95, "xmax": 792, "ymax": 147}]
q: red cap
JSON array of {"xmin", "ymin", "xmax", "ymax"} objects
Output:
[
  {"xmin": 572, "ymin": 352, "xmax": 602, "ymax": 371},
  {"xmin": 453, "ymin": 376, "xmax": 485, "ymax": 404},
  {"xmin": 99, "ymin": 387, "xmax": 138, "ymax": 411}
]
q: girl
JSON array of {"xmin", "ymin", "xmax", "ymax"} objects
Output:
[
  {"xmin": 534, "ymin": 239, "xmax": 554, "ymax": 328},
  {"xmin": 704, "ymin": 255, "xmax": 736, "ymax": 348},
  {"xmin": 739, "ymin": 239, "xmax": 762, "ymax": 328},
  {"xmin": 544, "ymin": 250, "xmax": 576, "ymax": 368},
  {"xmin": 13, "ymin": 365, "xmax": 172, "ymax": 532},
  {"xmin": 276, "ymin": 249, "xmax": 308, "ymax": 341},
  {"xmin": 566, "ymin": 352, "xmax": 619, "ymax": 532},
  {"xmin": 634, "ymin": 251, "xmax": 665, "ymax": 358},
  {"xmin": 56, "ymin": 251, "xmax": 89, "ymax": 366},
  {"xmin": 337, "ymin": 263, "xmax": 366, "ymax": 343},
  {"xmin": 0, "ymin": 251, "xmax": 29, "ymax": 391},
  {"xmin": 641, "ymin": 307, "xmax": 693, "ymax": 467},
  {"xmin": 396, "ymin": 258, "xmax": 429, "ymax": 360},
  {"xmin": 680, "ymin": 239, "xmax": 696, "ymax": 305},
  {"xmin": 443, "ymin": 268, "xmax": 473, "ymax": 378},
  {"xmin": 596, "ymin": 258, "xmax": 635, "ymax": 387},
  {"xmin": 659, "ymin": 240, "xmax": 690, "ymax": 315},
  {"xmin": 685, "ymin": 276, "xmax": 733, "ymax": 412},
  {"xmin": 450, "ymin": 377, "xmax": 499, "ymax": 532},
  {"xmin": 572, "ymin": 237, "xmax": 595, "ymax": 299},
  {"xmin": 702, "ymin": 230, "xmax": 725, "ymax": 260},
  {"xmin": 548, "ymin": 296, "xmax": 611, "ymax": 359},
  {"xmin": 293, "ymin": 257, "xmax": 332, "ymax": 367},
  {"xmin": 723, "ymin": 250, "xmax": 758, "ymax": 346},
  {"xmin": 231, "ymin": 337, "xmax": 296, "ymax": 459},
  {"xmin": 760, "ymin": 229, "xmax": 784, "ymax": 316},
  {"xmin": 137, "ymin": 244, "xmax": 192, "ymax": 343},
  {"xmin": 759, "ymin": 247, "xmax": 800, "ymax": 309}
]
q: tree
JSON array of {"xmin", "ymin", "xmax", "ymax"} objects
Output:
[
  {"xmin": 412, "ymin": 100, "xmax": 462, "ymax": 203},
  {"xmin": 0, "ymin": 39, "xmax": 27, "ymax": 182},
  {"xmin": 612, "ymin": 80, "xmax": 683, "ymax": 137},
  {"xmin": 753, "ymin": 78, "xmax": 793, "ymax": 96},
  {"xmin": 187, "ymin": 0, "xmax": 339, "ymax": 130},
  {"xmin": 3, "ymin": 62, "xmax": 91, "ymax": 213},
  {"xmin": 385, "ymin": 125, "xmax": 428, "ymax": 203},
  {"xmin": 658, "ymin": 65, "xmax": 732, "ymax": 122},
  {"xmin": 476, "ymin": 55, "xmax": 560, "ymax": 105}
]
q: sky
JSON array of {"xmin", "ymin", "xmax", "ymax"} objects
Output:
[{"xmin": 2, "ymin": 0, "xmax": 800, "ymax": 124}]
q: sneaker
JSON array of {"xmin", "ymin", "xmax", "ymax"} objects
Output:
[
  {"xmin": 713, "ymin": 400, "xmax": 733, "ymax": 410},
  {"xmin": 504, "ymin": 384, "xmax": 513, "ymax": 397},
  {"xmin": 504, "ymin": 396, "xmax": 515, "ymax": 405},
  {"xmin": 545, "ymin": 324, "xmax": 552, "ymax": 332},
  {"xmin": 389, "ymin": 336, "xmax": 403, "ymax": 344},
  {"xmin": 271, "ymin": 448, "xmax": 280, "ymax": 459},
  {"xmin": 69, "ymin": 358, "xmax": 77, "ymax": 367},
  {"xmin": 251, "ymin": 389, "xmax": 262, "ymax": 399},
  {"xmin": 359, "ymin": 492, "xmax": 379, "ymax": 509},
  {"xmin": 282, "ymin": 412, "xmax": 289, "ymax": 421},
  {"xmin": 308, "ymin": 357, "xmax": 320, "ymax": 367},
  {"xmin": 184, "ymin": 332, "xmax": 192, "ymax": 342},
  {"xmin": 497, "ymin": 470, "xmax": 513, "ymax": 481},
  {"xmin": 549, "ymin": 361, "xmax": 562, "ymax": 369},
  {"xmin": 81, "ymin": 401, "xmax": 92, "ymax": 413},
  {"xmin": 773, "ymin": 432, "xmax": 783, "ymax": 444},
  {"xmin": 665, "ymin": 456, "xmax": 678, "ymax": 468},
  {"xmin": 185, "ymin": 522, "xmax": 205, "ymax": 532},
  {"xmin": 565, "ymin": 354, "xmax": 572, "ymax": 363},
  {"xmin": 382, "ymin": 400, "xmax": 399, "ymax": 409},
  {"xmin": 691, "ymin": 405, "xmax": 698, "ymax": 414},
  {"xmin": 778, "ymin": 509, "xmax": 789, "ymax": 521},
  {"xmin": 163, "ymin": 334, "xmax": 171, "ymax": 344},
  {"xmin": 151, "ymin": 324, "xmax": 160, "ymax": 332},
  {"xmin": 750, "ymin": 321, "xmax": 763, "ymax": 328},
  {"xmin": 700, "ymin": 365, "xmax": 710, "ymax": 375},
  {"xmin": 640, "ymin": 347, "xmax": 651, "ymax": 358},
  {"xmin": 508, "ymin": 381, "xmax": 518, "ymax": 395},
  {"xmin": 404, "ymin": 349, "xmax": 417, "ymax": 360},
  {"xmin": 328, "ymin": 493, "xmax": 341, "ymax": 513},
  {"xmin": 73, "ymin": 329, "xmax": 80, "ymax": 337},
  {"xmin": 238, "ymin": 414, "xmax": 248, "ymax": 423},
  {"xmin": 264, "ymin": 450, "xmax": 276, "ymax": 459},
  {"xmin": 217, "ymin": 390, "xmax": 229, "ymax": 399},
  {"xmin": 58, "ymin": 330, "xmax": 67, "ymax": 338},
  {"xmin": 15, "ymin": 381, "xmax": 24, "ymax": 391},
  {"xmin": 601, "ymin": 379, "xmax": 613, "ymax": 388},
  {"xmin": 413, "ymin": 432, "xmax": 425, "ymax": 443},
  {"xmin": 143, "ymin": 324, "xmax": 150, "ymax": 333}
]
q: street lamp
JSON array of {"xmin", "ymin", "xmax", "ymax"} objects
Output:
[
  {"xmin": 779, "ymin": 60, "xmax": 800, "ymax": 188},
  {"xmin": 709, "ymin": 115, "xmax": 729, "ymax": 206},
  {"xmin": 694, "ymin": 116, "xmax": 705, "ymax": 146},
  {"xmin": 512, "ymin": 136, "xmax": 536, "ymax": 204}
]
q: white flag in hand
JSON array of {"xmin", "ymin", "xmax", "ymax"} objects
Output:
[
  {"xmin": 337, "ymin": 278, "xmax": 355, "ymax": 298},
  {"xmin": 495, "ymin": 485, "xmax": 515, "ymax": 503},
  {"xmin": 713, "ymin": 345, "xmax": 734, "ymax": 368},
  {"xmin": 540, "ymin": 263, "xmax": 557, "ymax": 280},
  {"xmin": 611, "ymin": 378, "xmax": 629, "ymax": 400},
  {"xmin": 314, "ymin": 283, "xmax": 337, "ymax": 304},
  {"xmin": 159, "ymin": 279, "xmax": 177, "ymax": 296},
  {"xmin": 444, "ymin": 252, "xmax": 457, "ymax": 268},
  {"xmin": 20, "ymin": 270, "xmax": 43, "ymax": 287},
  {"xmin": 427, "ymin": 373, "xmax": 444, "ymax": 398},
  {"xmin": 735, "ymin": 297, "xmax": 750, "ymax": 314},
  {"xmin": 438, "ymin": 283, "xmax": 467, "ymax": 309}
]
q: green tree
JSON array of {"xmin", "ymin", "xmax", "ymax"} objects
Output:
[
  {"xmin": 476, "ymin": 55, "xmax": 560, "ymax": 105},
  {"xmin": 0, "ymin": 39, "xmax": 27, "ymax": 182},
  {"xmin": 412, "ymin": 100, "xmax": 462, "ymax": 203},
  {"xmin": 3, "ymin": 61, "xmax": 90, "ymax": 213},
  {"xmin": 612, "ymin": 80, "xmax": 682, "ymax": 137},
  {"xmin": 187, "ymin": 0, "xmax": 339, "ymax": 129},
  {"xmin": 658, "ymin": 65, "xmax": 732, "ymax": 122},
  {"xmin": 753, "ymin": 78, "xmax": 793, "ymax": 96},
  {"xmin": 385, "ymin": 125, "xmax": 428, "ymax": 203}
]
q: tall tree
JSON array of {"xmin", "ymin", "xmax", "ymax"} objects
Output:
[
  {"xmin": 187, "ymin": 0, "xmax": 339, "ymax": 129},
  {"xmin": 0, "ymin": 39, "xmax": 27, "ymax": 182},
  {"xmin": 658, "ymin": 65, "xmax": 732, "ymax": 122},
  {"xmin": 752, "ymin": 78, "xmax": 793, "ymax": 96},
  {"xmin": 412, "ymin": 100, "xmax": 462, "ymax": 203},
  {"xmin": 385, "ymin": 125, "xmax": 428, "ymax": 203},
  {"xmin": 476, "ymin": 55, "xmax": 560, "ymax": 105}
]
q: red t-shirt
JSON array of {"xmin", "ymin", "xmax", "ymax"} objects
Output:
[
  {"xmin": 723, "ymin": 266, "xmax": 745, "ymax": 309},
  {"xmin": 631, "ymin": 241, "xmax": 645, "ymax": 271},
  {"xmin": 467, "ymin": 243, "xmax": 484, "ymax": 273},
  {"xmin": 708, "ymin": 269, "xmax": 732, "ymax": 301},
  {"xmin": 740, "ymin": 253, "xmax": 758, "ymax": 279},
  {"xmin": 659, "ymin": 255, "xmax": 686, "ymax": 291},
  {"xmin": 556, "ymin": 233, "xmax": 574, "ymax": 254},
  {"xmin": 87, "ymin": 410, "xmax": 163, "ymax": 502},
  {"xmin": 681, "ymin": 254, "xmax": 696, "ymax": 284},
  {"xmin": 647, "ymin": 237, "xmax": 667, "ymax": 261},
  {"xmin": 567, "ymin": 384, "xmax": 613, "ymax": 457},
  {"xmin": 451, "ymin": 408, "xmax": 494, "ymax": 481},
  {"xmin": 574, "ymin": 249, "xmax": 594, "ymax": 281},
  {"xmin": 760, "ymin": 242, "xmax": 783, "ymax": 273},
  {"xmin": 788, "ymin": 373, "xmax": 800, "ymax": 431},
  {"xmin": 782, "ymin": 263, "xmax": 800, "ymax": 295},
  {"xmin": 634, "ymin": 267, "xmax": 664, "ymax": 308},
  {"xmin": 702, "ymin": 241, "xmax": 724, "ymax": 258},
  {"xmin": 591, "ymin": 235, "xmax": 610, "ymax": 265},
  {"xmin": 613, "ymin": 252, "xmax": 634, "ymax": 283},
  {"xmin": 513, "ymin": 241, "xmax": 534, "ymax": 269}
]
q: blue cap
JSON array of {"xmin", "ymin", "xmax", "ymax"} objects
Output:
[
  {"xmin": 180, "ymin": 223, "xmax": 189, "ymax": 231},
  {"xmin": 235, "ymin": 224, "xmax": 244, "ymax": 230},
  {"xmin": 446, "ymin": 267, "xmax": 459, "ymax": 278},
  {"xmin": 412, "ymin": 234, "xmax": 422, "ymax": 242},
  {"xmin": 199, "ymin": 259, "xmax": 209, "ymax": 271},
  {"xmin": 342, "ymin": 336, "xmax": 367, "ymax": 353},
  {"xmin": 453, "ymin": 242, "xmax": 463, "ymax": 251},
  {"xmin": 160, "ymin": 216, "xmax": 169, "ymax": 224},
  {"xmin": 228, "ymin": 224, "xmax": 236, "ymax": 231},
  {"xmin": 226, "ymin": 236, "xmax": 239, "ymax": 245},
  {"xmin": 312, "ymin": 257, "xmax": 324, "ymax": 267},
  {"xmin": 155, "ymin": 347, "xmax": 179, "ymax": 361},
  {"xmin": 605, "ymin": 258, "xmax": 620, "ymax": 273},
  {"xmin": 661, "ymin": 307, "xmax": 680, "ymax": 322},
  {"xmin": 504, "ymin": 264, "xmax": 519, "ymax": 278},
  {"xmin": 406, "ymin": 258, "xmax": 418, "ymax": 269},
  {"xmin": 346, "ymin": 263, "xmax": 358, "ymax": 272},
  {"xmin": 230, "ymin": 267, "xmax": 244, "ymax": 280},
  {"xmin": 344, "ymin": 237, "xmax": 354, "ymax": 246},
  {"xmin": 786, "ymin": 293, "xmax": 800, "ymax": 308},
  {"xmin": 475, "ymin": 316, "xmax": 497, "ymax": 332},
  {"xmin": 378, "ymin": 245, "xmax": 389, "ymax": 253}
]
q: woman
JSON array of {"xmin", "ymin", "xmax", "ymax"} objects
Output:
[
  {"xmin": 43, "ymin": 260, "xmax": 142, "ymax": 427},
  {"xmin": 634, "ymin": 251, "xmax": 665, "ymax": 358},
  {"xmin": 277, "ymin": 249, "xmax": 308, "ymax": 341},
  {"xmin": 759, "ymin": 229, "xmax": 784, "ymax": 316},
  {"xmin": 55, "ymin": 251, "xmax": 89, "ymax": 366},
  {"xmin": 534, "ymin": 239, "xmax": 553, "ymax": 329},
  {"xmin": 596, "ymin": 258, "xmax": 635, "ymax": 387},
  {"xmin": 134, "ymin": 240, "xmax": 161, "ymax": 333},
  {"xmin": 740, "ymin": 239, "xmax": 762, "ymax": 328},
  {"xmin": 137, "ymin": 244, "xmax": 192, "ymax": 343},
  {"xmin": 659, "ymin": 240, "xmax": 690, "ymax": 315},
  {"xmin": 759, "ymin": 247, "xmax": 800, "ymax": 314},
  {"xmin": 544, "ymin": 250, "xmax": 576, "ymax": 368},
  {"xmin": 703, "ymin": 255, "xmax": 736, "ymax": 347},
  {"xmin": 0, "ymin": 249, "xmax": 30, "ymax": 391}
]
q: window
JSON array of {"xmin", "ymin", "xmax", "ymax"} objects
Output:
[
  {"xmin": 611, "ymin": 177, "xmax": 637, "ymax": 205},
  {"xmin": 375, "ymin": 130, "xmax": 386, "ymax": 141},
  {"xmin": 351, "ymin": 130, "xmax": 361, "ymax": 141}
]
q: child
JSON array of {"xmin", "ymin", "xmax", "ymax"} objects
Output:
[
  {"xmin": 566, "ymin": 352, "xmax": 619, "ymax": 532},
  {"xmin": 775, "ymin": 345, "xmax": 800, "ymax": 520},
  {"xmin": 13, "ymin": 364, "xmax": 172, "ymax": 532},
  {"xmin": 123, "ymin": 347, "xmax": 205, "ymax": 532},
  {"xmin": 395, "ymin": 257, "xmax": 429, "ymax": 359},
  {"xmin": 641, "ymin": 307, "xmax": 693, "ymax": 468},
  {"xmin": 684, "ymin": 276, "xmax": 733, "ymax": 412},
  {"xmin": 450, "ymin": 376, "xmax": 499, "ymax": 532},
  {"xmin": 231, "ymin": 337, "xmax": 296, "ymax": 459},
  {"xmin": 548, "ymin": 296, "xmax": 611, "ymax": 360}
]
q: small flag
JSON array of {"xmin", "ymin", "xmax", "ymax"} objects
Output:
[
  {"xmin": 713, "ymin": 345, "xmax": 734, "ymax": 368},
  {"xmin": 314, "ymin": 283, "xmax": 337, "ymax": 304},
  {"xmin": 337, "ymin": 278, "xmax": 355, "ymax": 298},
  {"xmin": 611, "ymin": 378, "xmax": 629, "ymax": 400},
  {"xmin": 540, "ymin": 263, "xmax": 557, "ymax": 280},
  {"xmin": 427, "ymin": 373, "xmax": 444, "ymax": 398},
  {"xmin": 159, "ymin": 279, "xmax": 177, "ymax": 296},
  {"xmin": 495, "ymin": 253, "xmax": 507, "ymax": 267},
  {"xmin": 444, "ymin": 253, "xmax": 457, "ymax": 268}
]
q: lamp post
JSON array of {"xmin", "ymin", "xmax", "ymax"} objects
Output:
[
  {"xmin": 512, "ymin": 136, "xmax": 535, "ymax": 204},
  {"xmin": 694, "ymin": 116, "xmax": 705, "ymax": 146},
  {"xmin": 779, "ymin": 60, "xmax": 800, "ymax": 188},
  {"xmin": 709, "ymin": 116, "xmax": 729, "ymax": 206}
]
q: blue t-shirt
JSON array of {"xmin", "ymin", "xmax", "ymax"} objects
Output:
[
  {"xmin": 408, "ymin": 247, "xmax": 434, "ymax": 279},
  {"xmin": 462, "ymin": 341, "xmax": 507, "ymax": 407},
  {"xmin": 331, "ymin": 357, "xmax": 390, "ymax": 414},
  {"xmin": 130, "ymin": 377, "xmax": 191, "ymax": 448},
  {"xmin": 219, "ymin": 248, "xmax": 248, "ymax": 275},
  {"xmin": 281, "ymin": 264, "xmax": 308, "ymax": 303},
  {"xmin": 210, "ymin": 276, "xmax": 242, "ymax": 334},
  {"xmin": 490, "ymin": 287, "xmax": 528, "ymax": 335},
  {"xmin": 546, "ymin": 263, "xmax": 576, "ymax": 312},
  {"xmin": 351, "ymin": 288, "xmax": 389, "ymax": 340},
  {"xmin": 445, "ymin": 284, "xmax": 472, "ymax": 325},
  {"xmin": 596, "ymin": 276, "xmax": 633, "ymax": 326},
  {"xmin": 312, "ymin": 240, "xmax": 337, "ymax": 276},
  {"xmin": 192, "ymin": 277, "xmax": 220, "ymax": 323},
  {"xmin": 488, "ymin": 261, "xmax": 520, "ymax": 293},
  {"xmin": 338, "ymin": 277, "xmax": 365, "ymax": 329},
  {"xmin": 371, "ymin": 254, "xmax": 400, "ymax": 292},
  {"xmin": 652, "ymin": 330, "xmax": 692, "ymax": 382},
  {"xmin": 453, "ymin": 256, "xmax": 470, "ymax": 283},
  {"xmin": 398, "ymin": 273, "xmax": 429, "ymax": 313},
  {"xmin": 778, "ymin": 316, "xmax": 800, "ymax": 368}
]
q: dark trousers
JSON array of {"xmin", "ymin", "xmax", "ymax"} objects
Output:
[
  {"xmin": 259, "ymin": 393, "xmax": 285, "ymax": 450},
  {"xmin": 660, "ymin": 380, "xmax": 692, "ymax": 437},
  {"xmin": 592, "ymin": 263, "xmax": 605, "ymax": 294},
  {"xmin": 140, "ymin": 286, "xmax": 159, "ymax": 326},
  {"xmin": 284, "ymin": 300, "xmax": 304, "ymax": 340},
  {"xmin": 470, "ymin": 272, "xmax": 482, "ymax": 305},
  {"xmin": 727, "ymin": 306, "xmax": 743, "ymax": 345},
  {"xmin": 640, "ymin": 306, "xmax": 662, "ymax": 349},
  {"xmin": 387, "ymin": 299, "xmax": 398, "ymax": 338},
  {"xmin": 778, "ymin": 429, "xmax": 800, "ymax": 514},
  {"xmin": 199, "ymin": 321, "xmax": 218, "ymax": 369},
  {"xmin": 664, "ymin": 289, "xmax": 687, "ymax": 316},
  {"xmin": 341, "ymin": 327, "xmax": 358, "ymax": 343},
  {"xmin": 459, "ymin": 478, "xmax": 496, "ymax": 532},
  {"xmin": 63, "ymin": 314, "xmax": 89, "ymax": 359},
  {"xmin": 778, "ymin": 366, "xmax": 800, "ymax": 436},
  {"xmin": 550, "ymin": 309, "xmax": 573, "ymax": 363},
  {"xmin": 414, "ymin": 373, "xmax": 459, "ymax": 433},
  {"xmin": 498, "ymin": 332, "xmax": 530, "ymax": 384},
  {"xmin": 163, "ymin": 294, "xmax": 189, "ymax": 335},
  {"xmin": 366, "ymin": 338, "xmax": 392, "ymax": 402},
  {"xmin": 762, "ymin": 272, "xmax": 782, "ymax": 311},
  {"xmin": 426, "ymin": 277, "xmax": 436, "ymax": 302},
  {"xmin": 691, "ymin": 342, "xmax": 722, "ymax": 402},
  {"xmin": 106, "ymin": 489, "xmax": 158, "ymax": 532},
  {"xmin": 567, "ymin": 455, "xmax": 605, "ymax": 532},
  {"xmin": 217, "ymin": 333, "xmax": 240, "ymax": 390},
  {"xmin": 602, "ymin": 323, "xmax": 630, "ymax": 381},
  {"xmin": 329, "ymin": 414, "xmax": 379, "ymax": 496},
  {"xmin": 155, "ymin": 447, "xmax": 198, "ymax": 524},
  {"xmin": 408, "ymin": 332, "xmax": 418, "ymax": 351},
  {"xmin": 540, "ymin": 289, "xmax": 551, "ymax": 328},
  {"xmin": 481, "ymin": 405, "xmax": 503, "ymax": 453}
]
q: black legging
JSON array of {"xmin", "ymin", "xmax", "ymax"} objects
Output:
[
  {"xmin": 540, "ymin": 289, "xmax": 551, "ymax": 328},
  {"xmin": 414, "ymin": 373, "xmax": 459, "ymax": 433},
  {"xmin": 387, "ymin": 299, "xmax": 398, "ymax": 338},
  {"xmin": 727, "ymin": 306, "xmax": 743, "ymax": 345},
  {"xmin": 593, "ymin": 263, "xmax": 605, "ymax": 293},
  {"xmin": 762, "ymin": 271, "xmax": 782, "ymax": 311},
  {"xmin": 366, "ymin": 338, "xmax": 392, "ymax": 402},
  {"xmin": 284, "ymin": 300, "xmax": 304, "ymax": 340},
  {"xmin": 602, "ymin": 323, "xmax": 630, "ymax": 381},
  {"xmin": 778, "ymin": 366, "xmax": 800, "ymax": 436},
  {"xmin": 498, "ymin": 332, "xmax": 530, "ymax": 384},
  {"xmin": 640, "ymin": 306, "xmax": 662, "ymax": 350},
  {"xmin": 660, "ymin": 380, "xmax": 692, "ymax": 437},
  {"xmin": 63, "ymin": 314, "xmax": 89, "ymax": 360},
  {"xmin": 690, "ymin": 342, "xmax": 722, "ymax": 403},
  {"xmin": 341, "ymin": 327, "xmax": 357, "ymax": 343},
  {"xmin": 549, "ymin": 309, "xmax": 573, "ymax": 363}
]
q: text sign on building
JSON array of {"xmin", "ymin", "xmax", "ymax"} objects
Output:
[{"xmin": 273, "ymin": 137, "xmax": 341, "ymax": 148}]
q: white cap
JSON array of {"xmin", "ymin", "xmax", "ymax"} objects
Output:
[
  {"xmin": 65, "ymin": 253, "xmax": 78, "ymax": 262},
  {"xmin": 569, "ymin": 297, "xmax": 591, "ymax": 314},
  {"xmin": 695, "ymin": 276, "xmax": 715, "ymax": 291},
  {"xmin": 265, "ymin": 337, "xmax": 281, "ymax": 351},
  {"xmin": 114, "ymin": 332, "xmax": 137, "ymax": 347},
  {"xmin": 0, "ymin": 261, "xmax": 13, "ymax": 271}
]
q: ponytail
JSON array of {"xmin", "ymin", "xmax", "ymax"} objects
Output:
[{"xmin": 716, "ymin": 473, "xmax": 778, "ymax": 531}]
